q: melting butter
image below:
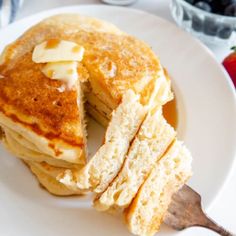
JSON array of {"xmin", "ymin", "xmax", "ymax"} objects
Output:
[
  {"xmin": 42, "ymin": 61, "xmax": 78, "ymax": 88},
  {"xmin": 32, "ymin": 39, "xmax": 84, "ymax": 63}
]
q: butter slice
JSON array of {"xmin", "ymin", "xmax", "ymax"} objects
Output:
[
  {"xmin": 42, "ymin": 61, "xmax": 78, "ymax": 88},
  {"xmin": 32, "ymin": 39, "xmax": 84, "ymax": 63}
]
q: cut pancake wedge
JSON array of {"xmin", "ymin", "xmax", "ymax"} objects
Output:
[
  {"xmin": 0, "ymin": 58, "xmax": 88, "ymax": 165},
  {"xmin": 58, "ymin": 90, "xmax": 147, "ymax": 193},
  {"xmin": 125, "ymin": 140, "xmax": 192, "ymax": 236},
  {"xmin": 94, "ymin": 107, "xmax": 176, "ymax": 211}
]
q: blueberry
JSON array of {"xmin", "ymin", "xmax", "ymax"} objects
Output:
[
  {"xmin": 185, "ymin": 0, "xmax": 195, "ymax": 4},
  {"xmin": 211, "ymin": 1, "xmax": 223, "ymax": 14},
  {"xmin": 203, "ymin": 17, "xmax": 219, "ymax": 36},
  {"xmin": 224, "ymin": 3, "xmax": 236, "ymax": 16},
  {"xmin": 220, "ymin": 0, "xmax": 236, "ymax": 7},
  {"xmin": 194, "ymin": 1, "xmax": 212, "ymax": 12},
  {"xmin": 218, "ymin": 25, "xmax": 233, "ymax": 39},
  {"xmin": 192, "ymin": 15, "xmax": 203, "ymax": 32}
]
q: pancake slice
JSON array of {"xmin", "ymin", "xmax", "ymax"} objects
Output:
[
  {"xmin": 94, "ymin": 107, "xmax": 176, "ymax": 211},
  {"xmin": 125, "ymin": 140, "xmax": 192, "ymax": 236},
  {"xmin": 58, "ymin": 90, "xmax": 147, "ymax": 193}
]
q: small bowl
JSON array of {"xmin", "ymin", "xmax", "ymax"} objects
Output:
[{"xmin": 170, "ymin": 0, "xmax": 236, "ymax": 46}]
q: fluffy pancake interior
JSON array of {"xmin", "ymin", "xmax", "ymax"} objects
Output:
[
  {"xmin": 58, "ymin": 90, "xmax": 147, "ymax": 193},
  {"xmin": 125, "ymin": 140, "xmax": 192, "ymax": 236},
  {"xmin": 94, "ymin": 107, "xmax": 176, "ymax": 211}
]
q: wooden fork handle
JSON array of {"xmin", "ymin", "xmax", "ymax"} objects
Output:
[{"xmin": 197, "ymin": 213, "xmax": 234, "ymax": 236}]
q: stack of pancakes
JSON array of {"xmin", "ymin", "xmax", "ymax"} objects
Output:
[{"xmin": 0, "ymin": 14, "xmax": 192, "ymax": 236}]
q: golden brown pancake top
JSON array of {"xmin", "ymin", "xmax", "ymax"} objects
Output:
[{"xmin": 0, "ymin": 52, "xmax": 87, "ymax": 146}]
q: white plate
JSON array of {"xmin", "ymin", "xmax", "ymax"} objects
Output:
[{"xmin": 0, "ymin": 5, "xmax": 235, "ymax": 236}]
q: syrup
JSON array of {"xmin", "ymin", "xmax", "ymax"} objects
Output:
[
  {"xmin": 163, "ymin": 98, "xmax": 178, "ymax": 130},
  {"xmin": 45, "ymin": 39, "xmax": 60, "ymax": 49}
]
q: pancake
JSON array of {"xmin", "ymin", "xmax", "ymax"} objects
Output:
[
  {"xmin": 25, "ymin": 161, "xmax": 84, "ymax": 196},
  {"xmin": 3, "ymin": 126, "xmax": 80, "ymax": 168},
  {"xmin": 0, "ymin": 14, "xmax": 173, "ymax": 195},
  {"xmin": 125, "ymin": 141, "xmax": 192, "ymax": 236},
  {"xmin": 94, "ymin": 108, "xmax": 176, "ymax": 211},
  {"xmin": 85, "ymin": 103, "xmax": 109, "ymax": 127},
  {"xmin": 58, "ymin": 90, "xmax": 147, "ymax": 193}
]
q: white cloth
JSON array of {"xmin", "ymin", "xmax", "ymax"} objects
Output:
[{"xmin": 0, "ymin": 0, "xmax": 23, "ymax": 27}]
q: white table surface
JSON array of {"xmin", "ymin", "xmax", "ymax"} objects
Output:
[{"xmin": 14, "ymin": 0, "xmax": 236, "ymax": 235}]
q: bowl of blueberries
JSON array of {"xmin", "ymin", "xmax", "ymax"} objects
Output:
[{"xmin": 171, "ymin": 0, "xmax": 236, "ymax": 45}]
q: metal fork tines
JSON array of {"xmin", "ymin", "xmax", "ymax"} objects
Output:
[{"xmin": 164, "ymin": 185, "xmax": 234, "ymax": 236}]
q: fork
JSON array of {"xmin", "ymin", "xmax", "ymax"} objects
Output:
[{"xmin": 164, "ymin": 185, "xmax": 234, "ymax": 236}]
